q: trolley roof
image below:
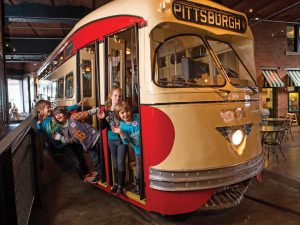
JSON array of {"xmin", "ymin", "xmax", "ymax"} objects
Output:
[{"xmin": 38, "ymin": 0, "xmax": 252, "ymax": 75}]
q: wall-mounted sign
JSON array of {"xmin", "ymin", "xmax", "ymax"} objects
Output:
[{"xmin": 172, "ymin": 0, "xmax": 247, "ymax": 34}]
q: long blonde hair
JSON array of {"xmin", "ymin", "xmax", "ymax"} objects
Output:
[{"xmin": 105, "ymin": 87, "xmax": 123, "ymax": 110}]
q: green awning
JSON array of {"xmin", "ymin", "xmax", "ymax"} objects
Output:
[
  {"xmin": 287, "ymin": 70, "xmax": 300, "ymax": 87},
  {"xmin": 262, "ymin": 70, "xmax": 284, "ymax": 87}
]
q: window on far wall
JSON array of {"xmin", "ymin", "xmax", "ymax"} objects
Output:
[{"xmin": 287, "ymin": 25, "xmax": 300, "ymax": 52}]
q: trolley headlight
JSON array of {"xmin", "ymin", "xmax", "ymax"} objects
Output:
[
  {"xmin": 216, "ymin": 124, "xmax": 252, "ymax": 155},
  {"xmin": 231, "ymin": 129, "xmax": 244, "ymax": 146}
]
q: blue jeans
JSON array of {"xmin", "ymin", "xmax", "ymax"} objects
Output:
[
  {"xmin": 89, "ymin": 144, "xmax": 101, "ymax": 176},
  {"xmin": 108, "ymin": 139, "xmax": 128, "ymax": 173}
]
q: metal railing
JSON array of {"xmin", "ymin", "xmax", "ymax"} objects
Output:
[{"xmin": 0, "ymin": 112, "xmax": 42, "ymax": 225}]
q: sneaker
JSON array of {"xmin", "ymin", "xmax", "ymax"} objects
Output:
[
  {"xmin": 110, "ymin": 185, "xmax": 118, "ymax": 193},
  {"xmin": 134, "ymin": 185, "xmax": 140, "ymax": 195},
  {"xmin": 83, "ymin": 173, "xmax": 92, "ymax": 183},
  {"xmin": 90, "ymin": 175, "xmax": 101, "ymax": 184},
  {"xmin": 117, "ymin": 186, "xmax": 124, "ymax": 195}
]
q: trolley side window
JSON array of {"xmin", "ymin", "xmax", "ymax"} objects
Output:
[
  {"xmin": 82, "ymin": 60, "xmax": 92, "ymax": 97},
  {"xmin": 57, "ymin": 78, "xmax": 64, "ymax": 99},
  {"xmin": 57, "ymin": 51, "xmax": 64, "ymax": 65},
  {"xmin": 65, "ymin": 41, "xmax": 74, "ymax": 58},
  {"xmin": 51, "ymin": 80, "xmax": 57, "ymax": 101},
  {"xmin": 47, "ymin": 82, "xmax": 52, "ymax": 100},
  {"xmin": 153, "ymin": 34, "xmax": 225, "ymax": 87},
  {"xmin": 65, "ymin": 72, "xmax": 74, "ymax": 99}
]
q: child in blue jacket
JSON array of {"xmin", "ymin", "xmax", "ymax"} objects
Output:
[{"xmin": 113, "ymin": 101, "xmax": 141, "ymax": 194}]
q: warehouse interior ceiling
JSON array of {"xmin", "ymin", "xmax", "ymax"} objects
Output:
[{"xmin": 3, "ymin": 0, "xmax": 300, "ymax": 75}]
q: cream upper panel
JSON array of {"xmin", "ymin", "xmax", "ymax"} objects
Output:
[
  {"xmin": 74, "ymin": 0, "xmax": 252, "ymax": 39},
  {"xmin": 44, "ymin": 56, "xmax": 77, "ymax": 106},
  {"xmin": 151, "ymin": 101, "xmax": 262, "ymax": 170}
]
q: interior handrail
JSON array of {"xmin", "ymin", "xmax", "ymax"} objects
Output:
[{"xmin": 0, "ymin": 111, "xmax": 37, "ymax": 155}]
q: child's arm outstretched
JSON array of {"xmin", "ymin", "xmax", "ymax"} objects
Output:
[
  {"xmin": 71, "ymin": 108, "xmax": 99, "ymax": 121},
  {"xmin": 97, "ymin": 110, "xmax": 108, "ymax": 129},
  {"xmin": 67, "ymin": 97, "xmax": 89, "ymax": 112}
]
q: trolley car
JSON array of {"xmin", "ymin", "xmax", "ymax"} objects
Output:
[{"xmin": 37, "ymin": 0, "xmax": 263, "ymax": 215}]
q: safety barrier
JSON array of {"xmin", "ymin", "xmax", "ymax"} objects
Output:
[{"xmin": 0, "ymin": 112, "xmax": 42, "ymax": 225}]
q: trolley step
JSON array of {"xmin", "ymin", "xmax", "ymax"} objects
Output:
[{"xmin": 202, "ymin": 179, "xmax": 251, "ymax": 210}]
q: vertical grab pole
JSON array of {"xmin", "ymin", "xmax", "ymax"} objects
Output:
[{"xmin": 133, "ymin": 22, "xmax": 145, "ymax": 200}]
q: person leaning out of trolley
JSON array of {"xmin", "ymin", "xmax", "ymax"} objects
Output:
[
  {"xmin": 35, "ymin": 99, "xmax": 89, "ymax": 181},
  {"xmin": 52, "ymin": 106, "xmax": 103, "ymax": 183},
  {"xmin": 112, "ymin": 101, "xmax": 142, "ymax": 195}
]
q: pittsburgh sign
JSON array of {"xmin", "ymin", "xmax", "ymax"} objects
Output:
[{"xmin": 172, "ymin": 0, "xmax": 247, "ymax": 34}]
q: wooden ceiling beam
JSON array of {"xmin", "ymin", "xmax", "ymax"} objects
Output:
[
  {"xmin": 220, "ymin": 0, "xmax": 241, "ymax": 9},
  {"xmin": 50, "ymin": 0, "xmax": 55, "ymax": 7},
  {"xmin": 229, "ymin": 0, "xmax": 244, "ymax": 9},
  {"xmin": 288, "ymin": 15, "xmax": 300, "ymax": 23},
  {"xmin": 27, "ymin": 22, "xmax": 38, "ymax": 37},
  {"xmin": 7, "ymin": 0, "xmax": 14, "ymax": 5},
  {"xmin": 264, "ymin": 1, "xmax": 300, "ymax": 20}
]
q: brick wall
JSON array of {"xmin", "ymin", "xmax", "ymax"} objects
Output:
[{"xmin": 252, "ymin": 22, "xmax": 300, "ymax": 117}]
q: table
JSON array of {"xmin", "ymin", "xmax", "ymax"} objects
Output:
[
  {"xmin": 260, "ymin": 125, "xmax": 282, "ymax": 147},
  {"xmin": 261, "ymin": 125, "xmax": 282, "ymax": 132},
  {"xmin": 262, "ymin": 118, "xmax": 286, "ymax": 126}
]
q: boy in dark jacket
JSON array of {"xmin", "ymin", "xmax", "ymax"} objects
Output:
[{"xmin": 53, "ymin": 106, "xmax": 102, "ymax": 183}]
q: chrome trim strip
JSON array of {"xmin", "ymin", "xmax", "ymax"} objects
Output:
[{"xmin": 149, "ymin": 153, "xmax": 263, "ymax": 191}]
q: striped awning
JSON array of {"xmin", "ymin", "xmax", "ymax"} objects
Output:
[
  {"xmin": 262, "ymin": 70, "xmax": 284, "ymax": 87},
  {"xmin": 287, "ymin": 70, "xmax": 300, "ymax": 87}
]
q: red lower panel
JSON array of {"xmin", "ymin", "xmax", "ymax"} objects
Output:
[
  {"xmin": 140, "ymin": 106, "xmax": 214, "ymax": 214},
  {"xmin": 147, "ymin": 189, "xmax": 215, "ymax": 215}
]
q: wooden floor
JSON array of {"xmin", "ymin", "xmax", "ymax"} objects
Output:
[{"xmin": 30, "ymin": 126, "xmax": 300, "ymax": 225}]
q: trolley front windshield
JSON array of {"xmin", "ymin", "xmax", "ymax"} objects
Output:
[{"xmin": 152, "ymin": 24, "xmax": 256, "ymax": 89}]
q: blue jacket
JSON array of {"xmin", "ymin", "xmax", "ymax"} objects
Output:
[{"xmin": 119, "ymin": 114, "xmax": 141, "ymax": 155}]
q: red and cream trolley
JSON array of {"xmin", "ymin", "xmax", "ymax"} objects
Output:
[{"xmin": 37, "ymin": 0, "xmax": 263, "ymax": 215}]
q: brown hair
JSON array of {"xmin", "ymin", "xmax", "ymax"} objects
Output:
[
  {"xmin": 35, "ymin": 99, "xmax": 51, "ymax": 111},
  {"xmin": 53, "ymin": 106, "xmax": 71, "ymax": 118},
  {"xmin": 105, "ymin": 87, "xmax": 123, "ymax": 110},
  {"xmin": 34, "ymin": 100, "xmax": 51, "ymax": 121},
  {"xmin": 114, "ymin": 101, "xmax": 130, "ymax": 120}
]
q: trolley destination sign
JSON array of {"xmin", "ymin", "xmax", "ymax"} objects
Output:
[{"xmin": 172, "ymin": 0, "xmax": 247, "ymax": 34}]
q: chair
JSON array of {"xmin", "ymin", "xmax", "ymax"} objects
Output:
[
  {"xmin": 286, "ymin": 113, "xmax": 298, "ymax": 127},
  {"xmin": 262, "ymin": 128, "xmax": 286, "ymax": 163},
  {"xmin": 284, "ymin": 116, "xmax": 294, "ymax": 141}
]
